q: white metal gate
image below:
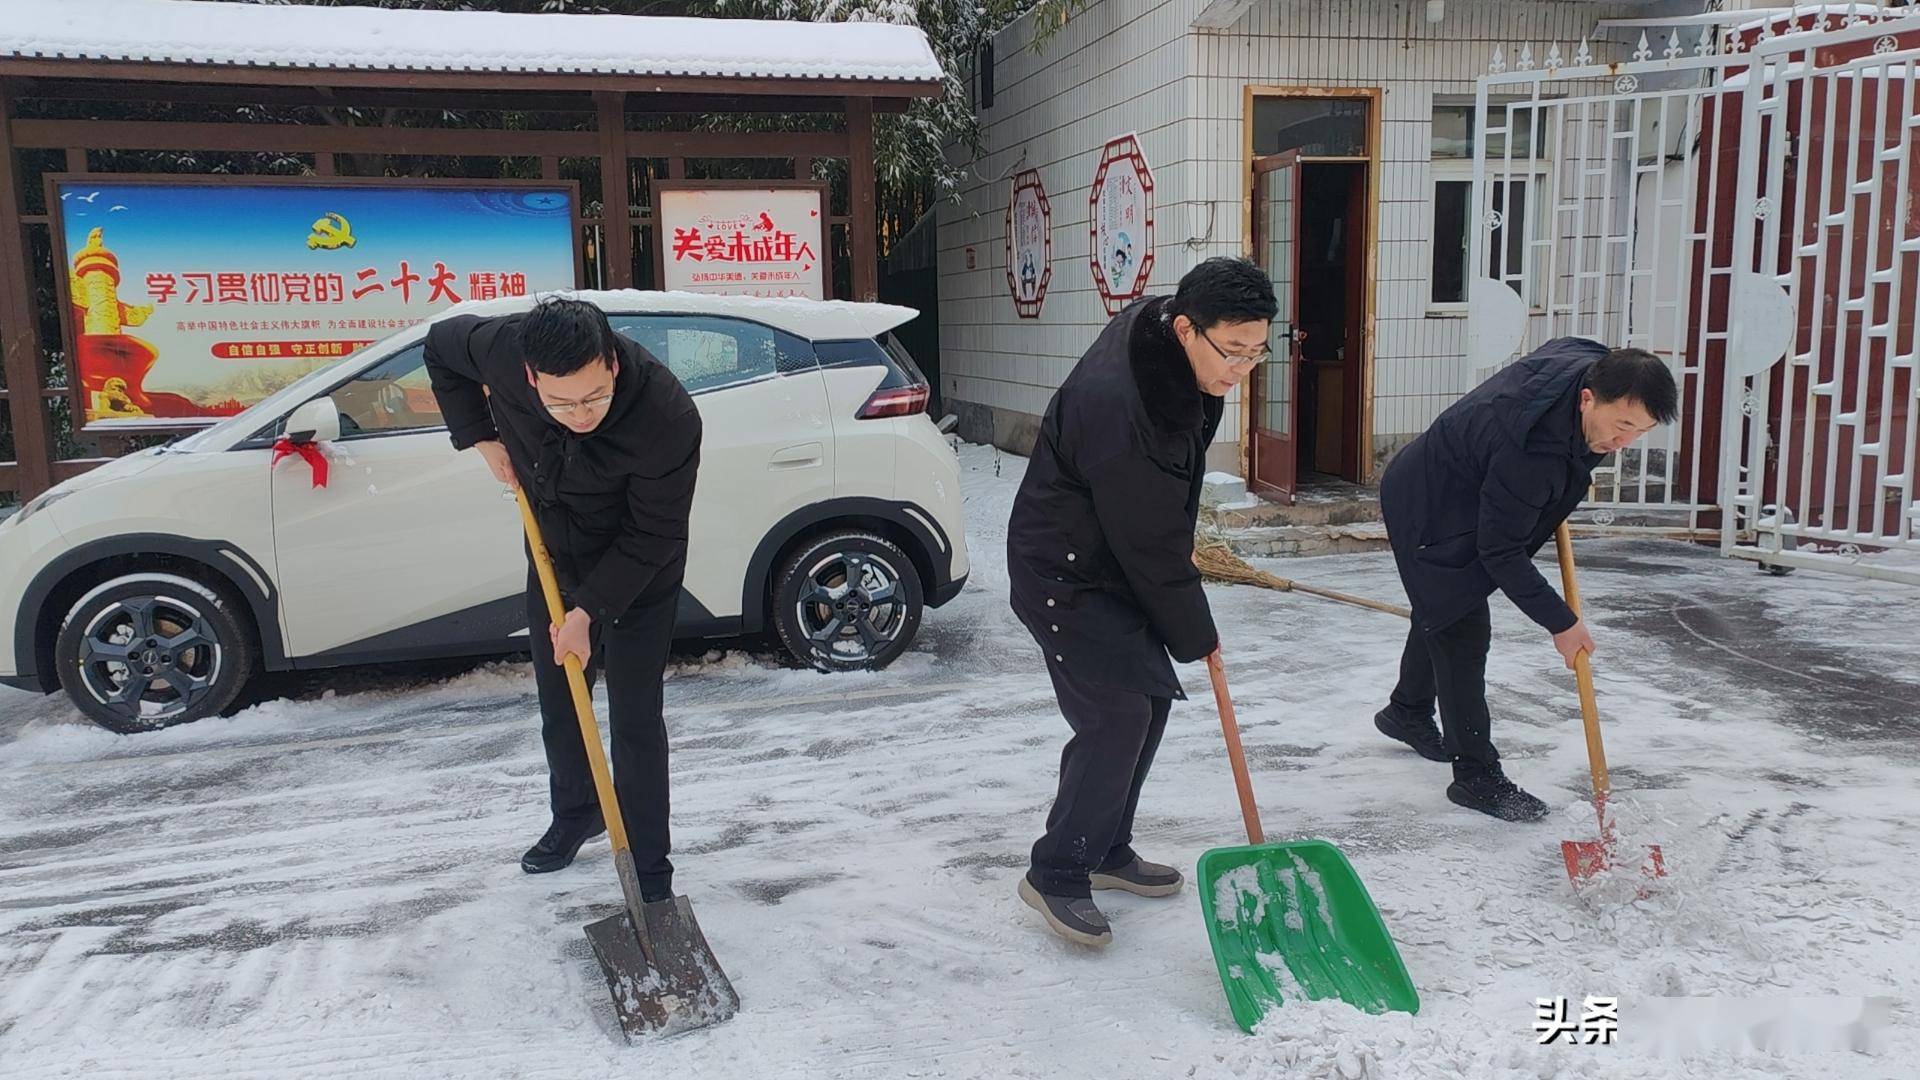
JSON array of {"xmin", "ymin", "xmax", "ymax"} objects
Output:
[
  {"xmin": 1468, "ymin": 3, "xmax": 1920, "ymax": 583},
  {"xmin": 1720, "ymin": 12, "xmax": 1920, "ymax": 582}
]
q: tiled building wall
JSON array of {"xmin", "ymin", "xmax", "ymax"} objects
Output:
[
  {"xmin": 940, "ymin": 0, "xmax": 1648, "ymax": 476},
  {"xmin": 1184, "ymin": 0, "xmax": 1641, "ymax": 470},
  {"xmin": 938, "ymin": 0, "xmax": 1214, "ymax": 460}
]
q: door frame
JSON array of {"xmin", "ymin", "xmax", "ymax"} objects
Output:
[{"xmin": 1238, "ymin": 85, "xmax": 1382, "ymax": 486}]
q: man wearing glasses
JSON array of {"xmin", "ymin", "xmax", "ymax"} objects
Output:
[
  {"xmin": 1007, "ymin": 257, "xmax": 1277, "ymax": 947},
  {"xmin": 424, "ymin": 296, "xmax": 701, "ymax": 894}
]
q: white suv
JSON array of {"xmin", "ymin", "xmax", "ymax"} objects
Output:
[{"xmin": 0, "ymin": 291, "xmax": 970, "ymax": 733}]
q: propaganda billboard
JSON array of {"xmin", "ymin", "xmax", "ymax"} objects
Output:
[{"xmin": 50, "ymin": 177, "xmax": 579, "ymax": 430}]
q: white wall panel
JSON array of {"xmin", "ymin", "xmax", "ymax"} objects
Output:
[{"xmin": 940, "ymin": 0, "xmax": 1647, "ymax": 471}]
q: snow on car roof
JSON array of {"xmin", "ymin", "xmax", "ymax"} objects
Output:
[
  {"xmin": 442, "ymin": 290, "xmax": 920, "ymax": 343},
  {"xmin": 2, "ymin": 0, "xmax": 943, "ymax": 85}
]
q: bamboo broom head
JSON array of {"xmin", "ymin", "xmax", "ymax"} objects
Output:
[{"xmin": 1194, "ymin": 539, "xmax": 1294, "ymax": 591}]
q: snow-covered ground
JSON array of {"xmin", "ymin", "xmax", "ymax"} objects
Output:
[{"xmin": 3, "ymin": 443, "xmax": 1916, "ymax": 1079}]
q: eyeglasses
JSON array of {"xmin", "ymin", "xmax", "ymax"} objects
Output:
[
  {"xmin": 544, "ymin": 392, "xmax": 614, "ymax": 418},
  {"xmin": 1200, "ymin": 329, "xmax": 1271, "ymax": 369}
]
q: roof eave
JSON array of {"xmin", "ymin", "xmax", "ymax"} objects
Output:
[{"xmin": 0, "ymin": 57, "xmax": 946, "ymax": 98}]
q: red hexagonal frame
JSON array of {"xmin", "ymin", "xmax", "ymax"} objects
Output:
[
  {"xmin": 1006, "ymin": 169, "xmax": 1052, "ymax": 319},
  {"xmin": 1088, "ymin": 134, "xmax": 1155, "ymax": 315}
]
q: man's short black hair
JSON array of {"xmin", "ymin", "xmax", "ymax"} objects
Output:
[
  {"xmin": 521, "ymin": 295, "xmax": 619, "ymax": 377},
  {"xmin": 1166, "ymin": 257, "xmax": 1279, "ymax": 330},
  {"xmin": 1587, "ymin": 347, "xmax": 1679, "ymax": 425}
]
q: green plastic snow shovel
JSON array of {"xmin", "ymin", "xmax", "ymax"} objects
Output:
[{"xmin": 1197, "ymin": 653, "xmax": 1419, "ymax": 1033}]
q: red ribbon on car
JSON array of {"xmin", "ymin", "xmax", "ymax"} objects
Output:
[{"xmin": 271, "ymin": 437, "xmax": 330, "ymax": 488}]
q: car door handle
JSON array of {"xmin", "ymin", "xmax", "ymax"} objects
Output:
[{"xmin": 770, "ymin": 443, "xmax": 824, "ymax": 471}]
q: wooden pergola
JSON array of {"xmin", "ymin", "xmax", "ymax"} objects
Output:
[{"xmin": 0, "ymin": 10, "xmax": 941, "ymax": 501}]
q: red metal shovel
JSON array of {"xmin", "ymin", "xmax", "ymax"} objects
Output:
[{"xmin": 1553, "ymin": 524, "xmax": 1666, "ymax": 888}]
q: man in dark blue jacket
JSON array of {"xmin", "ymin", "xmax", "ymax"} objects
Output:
[
  {"xmin": 1007, "ymin": 257, "xmax": 1276, "ymax": 946},
  {"xmin": 1372, "ymin": 338, "xmax": 1678, "ymax": 821}
]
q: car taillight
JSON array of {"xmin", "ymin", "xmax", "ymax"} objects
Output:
[{"xmin": 857, "ymin": 382, "xmax": 930, "ymax": 419}]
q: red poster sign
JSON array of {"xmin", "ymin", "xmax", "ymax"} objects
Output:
[{"xmin": 655, "ymin": 184, "xmax": 827, "ymax": 300}]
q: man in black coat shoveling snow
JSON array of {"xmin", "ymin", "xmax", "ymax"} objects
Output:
[
  {"xmin": 1372, "ymin": 338, "xmax": 1677, "ymax": 822},
  {"xmin": 1008, "ymin": 257, "xmax": 1277, "ymax": 947},
  {"xmin": 425, "ymin": 296, "xmax": 701, "ymax": 896}
]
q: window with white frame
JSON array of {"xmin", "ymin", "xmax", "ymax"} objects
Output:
[{"xmin": 1430, "ymin": 99, "xmax": 1549, "ymax": 309}]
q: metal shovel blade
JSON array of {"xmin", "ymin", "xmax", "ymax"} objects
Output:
[
  {"xmin": 1561, "ymin": 839, "xmax": 1666, "ymax": 889},
  {"xmin": 584, "ymin": 895, "xmax": 739, "ymax": 1041}
]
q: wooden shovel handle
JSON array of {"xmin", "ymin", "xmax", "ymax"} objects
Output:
[
  {"xmin": 517, "ymin": 489, "xmax": 633, "ymax": 859},
  {"xmin": 1554, "ymin": 523, "xmax": 1611, "ymax": 813},
  {"xmin": 1207, "ymin": 652, "xmax": 1266, "ymax": 845}
]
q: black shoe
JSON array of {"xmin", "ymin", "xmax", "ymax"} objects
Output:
[
  {"xmin": 1447, "ymin": 769, "xmax": 1550, "ymax": 823},
  {"xmin": 1018, "ymin": 877, "xmax": 1112, "ymax": 946},
  {"xmin": 1375, "ymin": 707, "xmax": 1450, "ymax": 762},
  {"xmin": 520, "ymin": 814, "xmax": 607, "ymax": 874},
  {"xmin": 1090, "ymin": 856, "xmax": 1184, "ymax": 898}
]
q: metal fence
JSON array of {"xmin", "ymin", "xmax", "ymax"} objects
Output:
[
  {"xmin": 1469, "ymin": 3, "xmax": 1920, "ymax": 583},
  {"xmin": 1720, "ymin": 12, "xmax": 1920, "ymax": 582}
]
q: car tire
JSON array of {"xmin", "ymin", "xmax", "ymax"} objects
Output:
[
  {"xmin": 53, "ymin": 573, "xmax": 256, "ymax": 734},
  {"xmin": 771, "ymin": 530, "xmax": 923, "ymax": 673}
]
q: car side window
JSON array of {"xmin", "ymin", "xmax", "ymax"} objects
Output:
[
  {"xmin": 610, "ymin": 315, "xmax": 814, "ymax": 394},
  {"xmin": 327, "ymin": 344, "xmax": 445, "ymax": 438}
]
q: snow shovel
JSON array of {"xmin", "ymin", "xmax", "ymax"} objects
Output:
[
  {"xmin": 1553, "ymin": 523, "xmax": 1666, "ymax": 888},
  {"xmin": 516, "ymin": 490, "xmax": 739, "ymax": 1040},
  {"xmin": 1196, "ymin": 652, "xmax": 1419, "ymax": 1033}
]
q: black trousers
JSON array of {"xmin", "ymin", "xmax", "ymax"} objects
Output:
[
  {"xmin": 1387, "ymin": 599, "xmax": 1499, "ymax": 777},
  {"xmin": 528, "ymin": 575, "xmax": 676, "ymax": 898},
  {"xmin": 1029, "ymin": 659, "xmax": 1173, "ymax": 899}
]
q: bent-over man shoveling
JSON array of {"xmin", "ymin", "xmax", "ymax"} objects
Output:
[
  {"xmin": 424, "ymin": 296, "xmax": 700, "ymax": 886},
  {"xmin": 1371, "ymin": 338, "xmax": 1679, "ymax": 822},
  {"xmin": 424, "ymin": 295, "xmax": 739, "ymax": 1037}
]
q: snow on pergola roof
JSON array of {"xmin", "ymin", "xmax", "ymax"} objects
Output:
[{"xmin": 1, "ymin": 0, "xmax": 944, "ymax": 86}]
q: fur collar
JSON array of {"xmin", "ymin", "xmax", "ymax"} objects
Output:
[{"xmin": 1127, "ymin": 297, "xmax": 1206, "ymax": 435}]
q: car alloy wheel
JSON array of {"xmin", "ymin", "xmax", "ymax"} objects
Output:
[
  {"xmin": 773, "ymin": 531, "xmax": 923, "ymax": 672},
  {"xmin": 75, "ymin": 593, "xmax": 224, "ymax": 725},
  {"xmin": 55, "ymin": 573, "xmax": 256, "ymax": 734}
]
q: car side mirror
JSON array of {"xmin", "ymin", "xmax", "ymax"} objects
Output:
[{"xmin": 285, "ymin": 396, "xmax": 341, "ymax": 445}]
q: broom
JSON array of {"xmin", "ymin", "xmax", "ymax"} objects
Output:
[{"xmin": 1194, "ymin": 538, "xmax": 1411, "ymax": 620}]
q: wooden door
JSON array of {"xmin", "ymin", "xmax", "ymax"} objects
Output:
[{"xmin": 1250, "ymin": 151, "xmax": 1303, "ymax": 502}]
